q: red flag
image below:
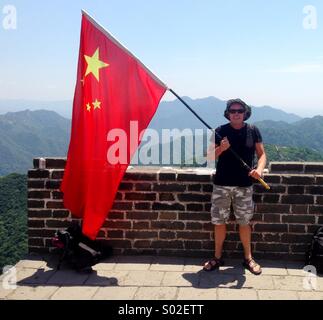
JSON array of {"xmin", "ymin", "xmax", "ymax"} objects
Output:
[{"xmin": 61, "ymin": 11, "xmax": 167, "ymax": 240}]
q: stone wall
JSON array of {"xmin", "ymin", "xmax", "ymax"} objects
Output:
[{"xmin": 27, "ymin": 159, "xmax": 323, "ymax": 260}]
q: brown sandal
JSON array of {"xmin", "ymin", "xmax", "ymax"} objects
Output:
[
  {"xmin": 203, "ymin": 257, "xmax": 224, "ymax": 271},
  {"xmin": 243, "ymin": 258, "xmax": 262, "ymax": 275}
]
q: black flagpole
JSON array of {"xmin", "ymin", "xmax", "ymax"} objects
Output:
[{"xmin": 168, "ymin": 88, "xmax": 270, "ymax": 190}]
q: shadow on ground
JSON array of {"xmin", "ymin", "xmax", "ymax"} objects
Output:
[
  {"xmin": 182, "ymin": 265, "xmax": 247, "ymax": 289},
  {"xmin": 16, "ymin": 254, "xmax": 119, "ymax": 287}
]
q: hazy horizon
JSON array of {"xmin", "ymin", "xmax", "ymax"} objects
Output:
[{"xmin": 0, "ymin": 95, "xmax": 320, "ymax": 119}]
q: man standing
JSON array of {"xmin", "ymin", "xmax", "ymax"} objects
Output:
[{"xmin": 204, "ymin": 99, "xmax": 266, "ymax": 275}]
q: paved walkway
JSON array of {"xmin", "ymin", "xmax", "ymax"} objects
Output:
[{"xmin": 0, "ymin": 254, "xmax": 322, "ymax": 300}]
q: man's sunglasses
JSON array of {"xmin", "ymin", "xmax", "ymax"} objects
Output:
[{"xmin": 228, "ymin": 109, "xmax": 245, "ymax": 114}]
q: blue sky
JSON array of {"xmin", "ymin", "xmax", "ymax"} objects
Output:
[{"xmin": 0, "ymin": 0, "xmax": 322, "ymax": 116}]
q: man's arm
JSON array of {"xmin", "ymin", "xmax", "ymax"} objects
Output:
[
  {"xmin": 207, "ymin": 138, "xmax": 230, "ymax": 161},
  {"xmin": 249, "ymin": 142, "xmax": 267, "ymax": 180}
]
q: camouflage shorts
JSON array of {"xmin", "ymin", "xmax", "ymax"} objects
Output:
[{"xmin": 210, "ymin": 185, "xmax": 254, "ymax": 225}]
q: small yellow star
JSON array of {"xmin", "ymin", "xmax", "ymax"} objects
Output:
[
  {"xmin": 84, "ymin": 48, "xmax": 109, "ymax": 82},
  {"xmin": 86, "ymin": 103, "xmax": 91, "ymax": 112},
  {"xmin": 93, "ymin": 99, "xmax": 101, "ymax": 110}
]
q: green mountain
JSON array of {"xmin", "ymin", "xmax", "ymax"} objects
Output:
[
  {"xmin": 0, "ymin": 173, "xmax": 27, "ymax": 273},
  {"xmin": 0, "ymin": 99, "xmax": 72, "ymax": 119},
  {"xmin": 255, "ymin": 116, "xmax": 323, "ymax": 153},
  {"xmin": 135, "ymin": 134, "xmax": 323, "ymax": 167},
  {"xmin": 0, "ymin": 106, "xmax": 323, "ymax": 175},
  {"xmin": 0, "ymin": 110, "xmax": 70, "ymax": 175},
  {"xmin": 149, "ymin": 96, "xmax": 302, "ymax": 131},
  {"xmin": 264, "ymin": 144, "xmax": 323, "ymax": 162}
]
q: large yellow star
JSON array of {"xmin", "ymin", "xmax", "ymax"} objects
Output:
[
  {"xmin": 92, "ymin": 99, "xmax": 101, "ymax": 110},
  {"xmin": 84, "ymin": 48, "xmax": 109, "ymax": 82}
]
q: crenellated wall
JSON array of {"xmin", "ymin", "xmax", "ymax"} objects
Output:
[{"xmin": 27, "ymin": 159, "xmax": 323, "ymax": 260}]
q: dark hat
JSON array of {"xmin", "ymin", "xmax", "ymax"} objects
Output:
[{"xmin": 224, "ymin": 98, "xmax": 251, "ymax": 121}]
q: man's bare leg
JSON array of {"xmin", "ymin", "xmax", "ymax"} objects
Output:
[
  {"xmin": 239, "ymin": 224, "xmax": 261, "ymax": 274},
  {"xmin": 203, "ymin": 224, "xmax": 227, "ymax": 270},
  {"xmin": 215, "ymin": 224, "xmax": 227, "ymax": 259},
  {"xmin": 239, "ymin": 224, "xmax": 252, "ymax": 260}
]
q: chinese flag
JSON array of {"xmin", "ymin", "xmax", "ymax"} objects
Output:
[{"xmin": 61, "ymin": 11, "xmax": 167, "ymax": 240}]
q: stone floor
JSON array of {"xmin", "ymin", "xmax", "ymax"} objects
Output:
[{"xmin": 0, "ymin": 254, "xmax": 322, "ymax": 300}]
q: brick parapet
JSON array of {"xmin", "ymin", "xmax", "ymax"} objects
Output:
[{"xmin": 28, "ymin": 159, "xmax": 323, "ymax": 260}]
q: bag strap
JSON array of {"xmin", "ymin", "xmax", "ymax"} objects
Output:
[
  {"xmin": 78, "ymin": 242, "xmax": 100, "ymax": 256},
  {"xmin": 57, "ymin": 231, "xmax": 71, "ymax": 270},
  {"xmin": 246, "ymin": 123, "xmax": 254, "ymax": 148}
]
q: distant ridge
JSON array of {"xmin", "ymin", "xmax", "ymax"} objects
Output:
[
  {"xmin": 0, "ymin": 97, "xmax": 302, "ymax": 124},
  {"xmin": 149, "ymin": 96, "xmax": 302, "ymax": 131},
  {"xmin": 255, "ymin": 116, "xmax": 323, "ymax": 153},
  {"xmin": 0, "ymin": 110, "xmax": 70, "ymax": 175},
  {"xmin": 1, "ymin": 106, "xmax": 323, "ymax": 175},
  {"xmin": 0, "ymin": 100, "xmax": 72, "ymax": 119}
]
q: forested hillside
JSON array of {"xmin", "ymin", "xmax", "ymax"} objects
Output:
[
  {"xmin": 0, "ymin": 174, "xmax": 27, "ymax": 273},
  {"xmin": 0, "ymin": 110, "xmax": 70, "ymax": 175},
  {"xmin": 256, "ymin": 116, "xmax": 323, "ymax": 153}
]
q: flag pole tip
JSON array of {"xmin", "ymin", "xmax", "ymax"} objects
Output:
[{"xmin": 81, "ymin": 9, "xmax": 89, "ymax": 16}]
